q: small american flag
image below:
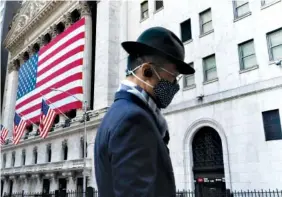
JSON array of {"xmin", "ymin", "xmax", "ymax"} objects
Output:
[
  {"xmin": 39, "ymin": 99, "xmax": 57, "ymax": 139},
  {"xmin": 13, "ymin": 113, "xmax": 27, "ymax": 145},
  {"xmin": 15, "ymin": 18, "xmax": 85, "ymax": 124},
  {"xmin": 1, "ymin": 124, "xmax": 9, "ymax": 145}
]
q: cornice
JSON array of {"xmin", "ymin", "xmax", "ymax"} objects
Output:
[{"xmin": 3, "ymin": 1, "xmax": 64, "ymax": 51}]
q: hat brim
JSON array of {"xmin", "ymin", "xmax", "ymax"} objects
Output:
[{"xmin": 121, "ymin": 41, "xmax": 195, "ymax": 75}]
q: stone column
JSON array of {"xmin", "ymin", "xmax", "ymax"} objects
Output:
[
  {"xmin": 77, "ymin": 1, "xmax": 92, "ymax": 114},
  {"xmin": 94, "ymin": 1, "xmax": 121, "ymax": 110},
  {"xmin": 3, "ymin": 60, "xmax": 20, "ymax": 137}
]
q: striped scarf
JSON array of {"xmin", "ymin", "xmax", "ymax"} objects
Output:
[{"xmin": 117, "ymin": 80, "xmax": 168, "ymax": 138}]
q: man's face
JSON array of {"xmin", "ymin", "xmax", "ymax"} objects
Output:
[{"xmin": 138, "ymin": 61, "xmax": 180, "ymax": 99}]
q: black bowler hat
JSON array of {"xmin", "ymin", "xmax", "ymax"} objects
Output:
[{"xmin": 121, "ymin": 26, "xmax": 195, "ymax": 75}]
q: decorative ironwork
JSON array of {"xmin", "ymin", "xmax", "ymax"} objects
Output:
[{"xmin": 192, "ymin": 127, "xmax": 224, "ymax": 169}]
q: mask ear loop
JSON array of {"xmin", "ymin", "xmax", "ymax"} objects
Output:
[{"xmin": 128, "ymin": 64, "xmax": 154, "ymax": 88}]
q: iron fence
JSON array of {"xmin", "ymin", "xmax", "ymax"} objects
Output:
[{"xmin": 3, "ymin": 189, "xmax": 282, "ymax": 197}]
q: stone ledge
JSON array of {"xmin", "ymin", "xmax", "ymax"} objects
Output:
[{"xmin": 163, "ymin": 76, "xmax": 282, "ymax": 115}]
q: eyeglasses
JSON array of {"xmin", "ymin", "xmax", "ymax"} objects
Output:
[{"xmin": 148, "ymin": 62, "xmax": 183, "ymax": 83}]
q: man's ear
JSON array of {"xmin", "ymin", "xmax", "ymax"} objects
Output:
[{"xmin": 141, "ymin": 63, "xmax": 153, "ymax": 78}]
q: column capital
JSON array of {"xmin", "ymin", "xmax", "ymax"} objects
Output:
[
  {"xmin": 49, "ymin": 25, "xmax": 58, "ymax": 39},
  {"xmin": 8, "ymin": 59, "xmax": 20, "ymax": 73},
  {"xmin": 63, "ymin": 13, "xmax": 72, "ymax": 28},
  {"xmin": 78, "ymin": 1, "xmax": 91, "ymax": 16}
]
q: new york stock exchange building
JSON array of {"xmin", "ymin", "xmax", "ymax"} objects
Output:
[{"xmin": 1, "ymin": 0, "xmax": 282, "ymax": 196}]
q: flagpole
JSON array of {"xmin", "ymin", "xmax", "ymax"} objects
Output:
[{"xmin": 39, "ymin": 93, "xmax": 69, "ymax": 120}]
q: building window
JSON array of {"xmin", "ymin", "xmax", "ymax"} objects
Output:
[
  {"xmin": 261, "ymin": 0, "xmax": 279, "ymax": 6},
  {"xmin": 233, "ymin": 1, "xmax": 250, "ymax": 19},
  {"xmin": 155, "ymin": 0, "xmax": 163, "ymax": 11},
  {"xmin": 199, "ymin": 8, "xmax": 213, "ymax": 35},
  {"xmin": 2, "ymin": 154, "xmax": 6, "ymax": 168},
  {"xmin": 180, "ymin": 19, "xmax": 192, "ymax": 43},
  {"xmin": 203, "ymin": 55, "xmax": 217, "ymax": 82},
  {"xmin": 56, "ymin": 22, "xmax": 65, "ymax": 34},
  {"xmin": 141, "ymin": 1, "xmax": 149, "ymax": 20},
  {"xmin": 11, "ymin": 151, "xmax": 15, "ymax": 167},
  {"xmin": 71, "ymin": 9, "xmax": 81, "ymax": 23},
  {"xmin": 22, "ymin": 149, "xmax": 26, "ymax": 166},
  {"xmin": 62, "ymin": 140, "xmax": 68, "ymax": 160},
  {"xmin": 183, "ymin": 63, "xmax": 195, "ymax": 88},
  {"xmin": 46, "ymin": 144, "xmax": 52, "ymax": 162},
  {"xmin": 262, "ymin": 109, "xmax": 282, "ymax": 141},
  {"xmin": 267, "ymin": 27, "xmax": 282, "ymax": 61},
  {"xmin": 33, "ymin": 147, "xmax": 38, "ymax": 164},
  {"xmin": 238, "ymin": 39, "xmax": 257, "ymax": 70}
]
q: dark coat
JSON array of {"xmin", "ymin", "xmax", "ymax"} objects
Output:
[{"xmin": 94, "ymin": 91, "xmax": 176, "ymax": 197}]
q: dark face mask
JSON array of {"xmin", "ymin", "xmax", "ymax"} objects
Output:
[{"xmin": 153, "ymin": 79, "xmax": 180, "ymax": 108}]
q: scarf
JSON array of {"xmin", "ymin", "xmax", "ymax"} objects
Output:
[{"xmin": 116, "ymin": 80, "xmax": 168, "ymax": 139}]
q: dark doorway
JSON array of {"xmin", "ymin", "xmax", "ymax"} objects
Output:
[
  {"xmin": 58, "ymin": 178, "xmax": 67, "ymax": 191},
  {"xmin": 42, "ymin": 179, "xmax": 50, "ymax": 194},
  {"xmin": 192, "ymin": 127, "xmax": 226, "ymax": 197},
  {"xmin": 77, "ymin": 177, "xmax": 83, "ymax": 196},
  {"xmin": 1, "ymin": 180, "xmax": 4, "ymax": 197},
  {"xmin": 8, "ymin": 180, "xmax": 13, "ymax": 196}
]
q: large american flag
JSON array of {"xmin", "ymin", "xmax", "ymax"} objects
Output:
[
  {"xmin": 1, "ymin": 124, "xmax": 9, "ymax": 145},
  {"xmin": 15, "ymin": 18, "xmax": 85, "ymax": 124},
  {"xmin": 39, "ymin": 99, "xmax": 57, "ymax": 139}
]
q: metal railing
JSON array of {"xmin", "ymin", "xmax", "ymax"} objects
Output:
[{"xmin": 3, "ymin": 189, "xmax": 282, "ymax": 197}]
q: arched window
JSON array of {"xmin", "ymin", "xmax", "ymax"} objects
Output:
[
  {"xmin": 70, "ymin": 9, "xmax": 81, "ymax": 23},
  {"xmin": 23, "ymin": 52, "xmax": 29, "ymax": 62},
  {"xmin": 43, "ymin": 33, "xmax": 51, "ymax": 45},
  {"xmin": 56, "ymin": 22, "xmax": 65, "ymax": 34},
  {"xmin": 33, "ymin": 43, "xmax": 40, "ymax": 53},
  {"xmin": 62, "ymin": 140, "xmax": 68, "ymax": 160},
  {"xmin": 22, "ymin": 149, "xmax": 26, "ymax": 166},
  {"xmin": 46, "ymin": 144, "xmax": 52, "ymax": 162},
  {"xmin": 33, "ymin": 147, "xmax": 38, "ymax": 164}
]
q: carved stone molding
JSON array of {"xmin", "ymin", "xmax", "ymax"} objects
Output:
[
  {"xmin": 78, "ymin": 1, "xmax": 91, "ymax": 16},
  {"xmin": 8, "ymin": 60, "xmax": 20, "ymax": 73},
  {"xmin": 4, "ymin": 1, "xmax": 64, "ymax": 50},
  {"xmin": 49, "ymin": 25, "xmax": 58, "ymax": 39},
  {"xmin": 63, "ymin": 13, "xmax": 72, "ymax": 28}
]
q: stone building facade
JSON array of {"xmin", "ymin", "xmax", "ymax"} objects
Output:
[{"xmin": 1, "ymin": 0, "xmax": 282, "ymax": 194}]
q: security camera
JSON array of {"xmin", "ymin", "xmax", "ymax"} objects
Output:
[{"xmin": 275, "ymin": 60, "xmax": 282, "ymax": 66}]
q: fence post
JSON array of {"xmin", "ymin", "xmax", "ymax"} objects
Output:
[{"xmin": 86, "ymin": 187, "xmax": 93, "ymax": 197}]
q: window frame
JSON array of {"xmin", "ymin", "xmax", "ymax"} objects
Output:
[
  {"xmin": 155, "ymin": 0, "xmax": 164, "ymax": 12},
  {"xmin": 180, "ymin": 18, "xmax": 192, "ymax": 43},
  {"xmin": 22, "ymin": 149, "xmax": 26, "ymax": 166},
  {"xmin": 238, "ymin": 39, "xmax": 257, "ymax": 70},
  {"xmin": 203, "ymin": 54, "xmax": 217, "ymax": 82},
  {"xmin": 11, "ymin": 151, "xmax": 15, "ymax": 167},
  {"xmin": 199, "ymin": 8, "xmax": 213, "ymax": 35},
  {"xmin": 183, "ymin": 63, "xmax": 195, "ymax": 88},
  {"xmin": 266, "ymin": 27, "xmax": 282, "ymax": 61},
  {"xmin": 262, "ymin": 109, "xmax": 282, "ymax": 141},
  {"xmin": 33, "ymin": 147, "xmax": 38, "ymax": 164},
  {"xmin": 141, "ymin": 0, "xmax": 149, "ymax": 20},
  {"xmin": 233, "ymin": 1, "xmax": 251, "ymax": 19}
]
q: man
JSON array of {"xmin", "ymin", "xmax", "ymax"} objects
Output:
[{"xmin": 94, "ymin": 27, "xmax": 195, "ymax": 197}]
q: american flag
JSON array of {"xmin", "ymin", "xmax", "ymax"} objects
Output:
[
  {"xmin": 15, "ymin": 18, "xmax": 85, "ymax": 124},
  {"xmin": 13, "ymin": 113, "xmax": 27, "ymax": 145},
  {"xmin": 1, "ymin": 124, "xmax": 9, "ymax": 145},
  {"xmin": 39, "ymin": 99, "xmax": 57, "ymax": 139}
]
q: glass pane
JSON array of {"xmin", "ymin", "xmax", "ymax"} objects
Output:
[
  {"xmin": 204, "ymin": 56, "xmax": 216, "ymax": 69},
  {"xmin": 155, "ymin": 0, "xmax": 163, "ymax": 10},
  {"xmin": 272, "ymin": 45, "xmax": 282, "ymax": 60},
  {"xmin": 202, "ymin": 21, "xmax": 213, "ymax": 33},
  {"xmin": 184, "ymin": 75, "xmax": 195, "ymax": 87},
  {"xmin": 201, "ymin": 10, "xmax": 211, "ymax": 24},
  {"xmin": 236, "ymin": 1, "xmax": 248, "ymax": 7},
  {"xmin": 142, "ymin": 11, "xmax": 149, "ymax": 18},
  {"xmin": 243, "ymin": 55, "xmax": 257, "ymax": 69},
  {"xmin": 269, "ymin": 29, "xmax": 282, "ymax": 47},
  {"xmin": 141, "ymin": 1, "xmax": 148, "ymax": 12},
  {"xmin": 241, "ymin": 41, "xmax": 255, "ymax": 57},
  {"xmin": 237, "ymin": 3, "xmax": 250, "ymax": 17},
  {"xmin": 206, "ymin": 68, "xmax": 217, "ymax": 81}
]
